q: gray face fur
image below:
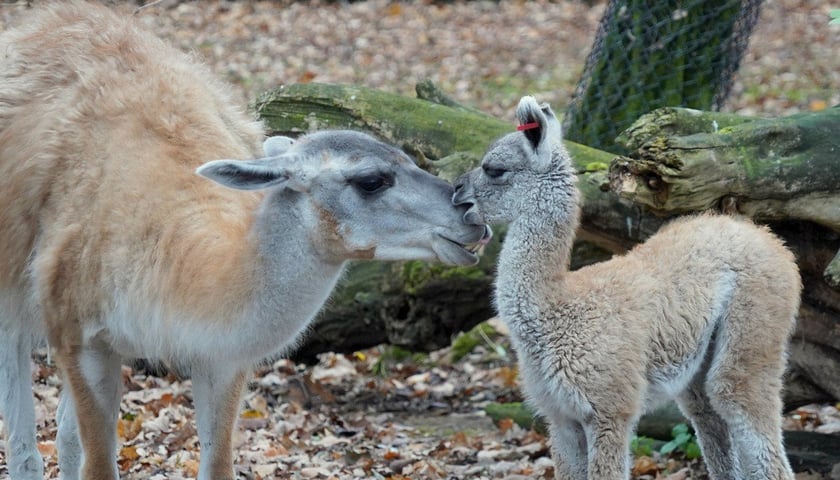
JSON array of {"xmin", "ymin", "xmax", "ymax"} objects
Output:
[
  {"xmin": 453, "ymin": 96, "xmax": 574, "ymax": 226},
  {"xmin": 198, "ymin": 130, "xmax": 491, "ymax": 265}
]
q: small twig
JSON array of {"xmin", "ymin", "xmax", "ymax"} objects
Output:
[
  {"xmin": 134, "ymin": 0, "xmax": 167, "ymax": 15},
  {"xmin": 824, "ymin": 248, "xmax": 840, "ymax": 289},
  {"xmin": 477, "ymin": 324, "xmax": 507, "ymax": 359}
]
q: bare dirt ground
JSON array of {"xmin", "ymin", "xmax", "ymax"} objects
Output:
[{"xmin": 0, "ymin": 1, "xmax": 839, "ymax": 479}]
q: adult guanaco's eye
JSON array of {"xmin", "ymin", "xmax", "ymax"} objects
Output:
[
  {"xmin": 483, "ymin": 165, "xmax": 507, "ymax": 179},
  {"xmin": 351, "ymin": 174, "xmax": 392, "ymax": 195}
]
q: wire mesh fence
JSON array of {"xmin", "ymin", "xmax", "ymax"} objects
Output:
[{"xmin": 563, "ymin": 0, "xmax": 762, "ymax": 153}]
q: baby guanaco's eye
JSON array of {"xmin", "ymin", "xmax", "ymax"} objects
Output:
[
  {"xmin": 351, "ymin": 173, "xmax": 393, "ymax": 195},
  {"xmin": 482, "ymin": 165, "xmax": 507, "ymax": 179}
]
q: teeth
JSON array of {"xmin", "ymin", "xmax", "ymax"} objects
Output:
[{"xmin": 465, "ymin": 243, "xmax": 482, "ymax": 255}]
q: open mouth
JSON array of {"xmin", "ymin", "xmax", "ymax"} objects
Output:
[
  {"xmin": 471, "ymin": 225, "xmax": 493, "ymax": 252},
  {"xmin": 442, "ymin": 225, "xmax": 493, "ymax": 256}
]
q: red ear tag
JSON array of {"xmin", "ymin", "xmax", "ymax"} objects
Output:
[{"xmin": 517, "ymin": 122, "xmax": 539, "ymax": 131}]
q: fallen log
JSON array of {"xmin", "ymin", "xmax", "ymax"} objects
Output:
[
  {"xmin": 783, "ymin": 431, "xmax": 840, "ymax": 476},
  {"xmin": 608, "ymin": 106, "xmax": 840, "ymax": 234}
]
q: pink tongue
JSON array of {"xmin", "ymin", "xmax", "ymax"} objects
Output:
[{"xmin": 478, "ymin": 226, "xmax": 493, "ymax": 245}]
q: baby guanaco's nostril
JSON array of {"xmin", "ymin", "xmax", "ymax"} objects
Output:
[
  {"xmin": 453, "ymin": 179, "xmax": 464, "ymax": 194},
  {"xmin": 453, "ymin": 193, "xmax": 474, "ymax": 210}
]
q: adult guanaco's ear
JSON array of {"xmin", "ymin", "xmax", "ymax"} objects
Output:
[
  {"xmin": 263, "ymin": 136, "xmax": 295, "ymax": 156},
  {"xmin": 196, "ymin": 154, "xmax": 309, "ymax": 192}
]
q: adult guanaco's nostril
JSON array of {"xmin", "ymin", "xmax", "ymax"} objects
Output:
[
  {"xmin": 452, "ymin": 177, "xmax": 471, "ymax": 206},
  {"xmin": 463, "ymin": 210, "xmax": 483, "ymax": 226}
]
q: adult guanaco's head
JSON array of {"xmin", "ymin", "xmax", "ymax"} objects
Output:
[{"xmin": 199, "ymin": 130, "xmax": 492, "ymax": 266}]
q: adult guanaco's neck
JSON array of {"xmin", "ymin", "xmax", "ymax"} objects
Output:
[{"xmin": 251, "ymin": 189, "xmax": 347, "ymax": 304}]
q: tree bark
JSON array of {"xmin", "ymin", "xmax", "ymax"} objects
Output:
[
  {"xmin": 561, "ymin": 0, "xmax": 759, "ymax": 153},
  {"xmin": 784, "ymin": 431, "xmax": 840, "ymax": 476}
]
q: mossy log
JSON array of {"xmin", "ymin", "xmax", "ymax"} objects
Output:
[{"xmin": 609, "ymin": 106, "xmax": 840, "ymax": 233}]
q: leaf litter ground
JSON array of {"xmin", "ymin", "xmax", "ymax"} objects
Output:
[{"xmin": 1, "ymin": 325, "xmax": 838, "ymax": 479}]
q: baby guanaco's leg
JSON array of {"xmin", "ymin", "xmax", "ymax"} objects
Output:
[
  {"xmin": 677, "ymin": 380, "xmax": 740, "ymax": 480},
  {"xmin": 706, "ymin": 297, "xmax": 794, "ymax": 479},
  {"xmin": 548, "ymin": 417, "xmax": 587, "ymax": 480}
]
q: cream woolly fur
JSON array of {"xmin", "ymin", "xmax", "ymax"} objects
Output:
[
  {"xmin": 0, "ymin": 2, "xmax": 488, "ymax": 479},
  {"xmin": 454, "ymin": 96, "xmax": 800, "ymax": 480}
]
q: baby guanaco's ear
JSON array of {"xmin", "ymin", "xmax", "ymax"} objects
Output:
[
  {"xmin": 516, "ymin": 96, "xmax": 545, "ymax": 152},
  {"xmin": 515, "ymin": 96, "xmax": 562, "ymax": 172}
]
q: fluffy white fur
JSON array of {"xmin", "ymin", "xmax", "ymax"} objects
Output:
[{"xmin": 454, "ymin": 96, "xmax": 800, "ymax": 479}]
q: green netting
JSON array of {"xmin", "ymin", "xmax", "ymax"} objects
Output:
[{"xmin": 563, "ymin": 0, "xmax": 762, "ymax": 154}]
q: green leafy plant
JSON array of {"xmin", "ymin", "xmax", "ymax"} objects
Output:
[
  {"xmin": 450, "ymin": 322, "xmax": 507, "ymax": 362},
  {"xmin": 484, "ymin": 402, "xmax": 547, "ymax": 434},
  {"xmin": 370, "ymin": 345, "xmax": 428, "ymax": 376},
  {"xmin": 630, "ymin": 435, "xmax": 656, "ymax": 457},
  {"xmin": 660, "ymin": 423, "xmax": 702, "ymax": 460},
  {"xmin": 831, "ymin": 9, "xmax": 840, "ymax": 25}
]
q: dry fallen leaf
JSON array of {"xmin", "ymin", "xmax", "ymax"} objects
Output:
[
  {"xmin": 117, "ymin": 415, "xmax": 144, "ymax": 441},
  {"xmin": 263, "ymin": 445, "xmax": 289, "ymax": 458},
  {"xmin": 119, "ymin": 446, "xmax": 140, "ymax": 461},
  {"xmin": 241, "ymin": 409, "xmax": 265, "ymax": 419},
  {"xmin": 180, "ymin": 458, "xmax": 200, "ymax": 478},
  {"xmin": 664, "ymin": 467, "xmax": 691, "ymax": 480},
  {"xmin": 386, "ymin": 3, "xmax": 402, "ymax": 17},
  {"xmin": 632, "ymin": 455, "xmax": 659, "ymax": 476},
  {"xmin": 145, "ymin": 392, "xmax": 175, "ymax": 415},
  {"xmin": 497, "ymin": 366, "xmax": 519, "ymax": 388},
  {"xmin": 450, "ymin": 430, "xmax": 470, "ymax": 447},
  {"xmin": 497, "ymin": 417, "xmax": 516, "ymax": 435},
  {"xmin": 37, "ymin": 441, "xmax": 56, "ymax": 457}
]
